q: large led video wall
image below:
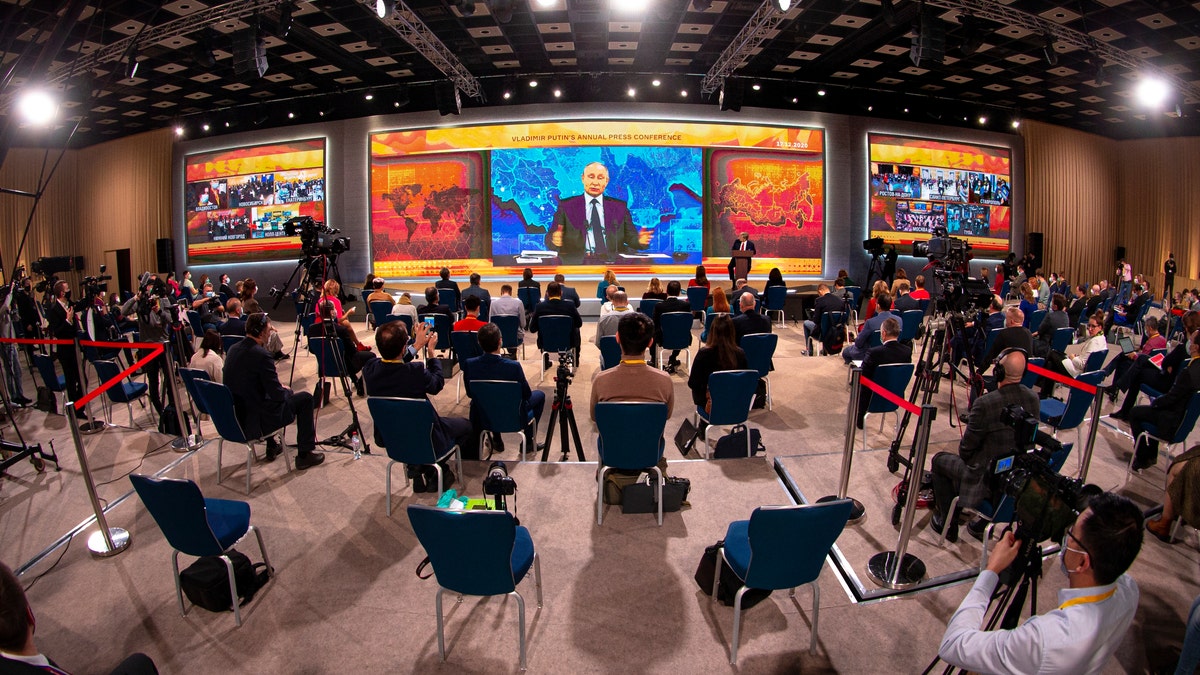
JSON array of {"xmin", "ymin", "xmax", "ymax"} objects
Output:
[
  {"xmin": 184, "ymin": 138, "xmax": 326, "ymax": 265},
  {"xmin": 369, "ymin": 121, "xmax": 824, "ymax": 277},
  {"xmin": 867, "ymin": 133, "xmax": 1011, "ymax": 254}
]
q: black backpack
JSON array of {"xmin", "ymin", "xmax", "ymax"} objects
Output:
[
  {"xmin": 179, "ymin": 550, "xmax": 270, "ymax": 612},
  {"xmin": 408, "ymin": 462, "xmax": 456, "ymax": 493},
  {"xmin": 822, "ymin": 321, "xmax": 845, "ymax": 355}
]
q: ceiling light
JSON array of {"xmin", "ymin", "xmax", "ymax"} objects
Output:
[
  {"xmin": 773, "ymin": 0, "xmax": 791, "ymax": 10},
  {"xmin": 126, "ymin": 54, "xmax": 139, "ymax": 80},
  {"xmin": 288, "ymin": 112, "xmax": 294, "ymax": 119},
  {"xmin": 554, "ymin": 88, "xmax": 562, "ymax": 97},
  {"xmin": 503, "ymin": 90, "xmax": 512, "ymax": 99},
  {"xmin": 174, "ymin": 126, "xmax": 184, "ymax": 136},
  {"xmin": 394, "ymin": 101, "xmax": 400, "ymax": 107},
  {"xmin": 319, "ymin": 111, "xmax": 325, "ymax": 116},
  {"xmin": 529, "ymin": 79, "xmax": 538, "ymax": 87},
  {"xmin": 612, "ymin": 0, "xmax": 650, "ymax": 12},
  {"xmin": 680, "ymin": 90, "xmax": 687, "ymax": 97},
  {"xmin": 792, "ymin": 97, "xmax": 798, "ymax": 103},
  {"xmin": 627, "ymin": 87, "xmax": 636, "ymax": 97},
  {"xmin": 1011, "ymin": 119, "xmax": 1020, "ymax": 129},
  {"xmin": 376, "ymin": 0, "xmax": 395, "ymax": 18},
  {"xmin": 364, "ymin": 91, "xmax": 374, "ymax": 100},
  {"xmin": 751, "ymin": 83, "xmax": 761, "ymax": 91},
  {"xmin": 225, "ymin": 121, "xmax": 231, "ymax": 127},
  {"xmin": 978, "ymin": 115, "xmax": 987, "ymax": 125},
  {"xmin": 536, "ymin": 0, "xmax": 555, "ymax": 6},
  {"xmin": 652, "ymin": 79, "xmax": 661, "ymax": 87},
  {"xmin": 202, "ymin": 123, "xmax": 210, "ymax": 131},
  {"xmin": 16, "ymin": 89, "xmax": 56, "ymax": 126},
  {"xmin": 817, "ymin": 89, "xmax": 825, "ymax": 96},
  {"xmin": 1135, "ymin": 76, "xmax": 1170, "ymax": 107},
  {"xmin": 867, "ymin": 105, "xmax": 873, "ymax": 111},
  {"xmin": 456, "ymin": 0, "xmax": 477, "ymax": 16},
  {"xmin": 903, "ymin": 107, "xmax": 909, "ymax": 113}
]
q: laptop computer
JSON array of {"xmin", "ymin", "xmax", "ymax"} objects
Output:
[{"xmin": 1118, "ymin": 335, "xmax": 1136, "ymax": 354}]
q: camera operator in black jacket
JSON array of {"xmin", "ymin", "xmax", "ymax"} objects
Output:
[
  {"xmin": 45, "ymin": 280, "xmax": 84, "ymax": 415},
  {"xmin": 120, "ymin": 276, "xmax": 175, "ymax": 416}
]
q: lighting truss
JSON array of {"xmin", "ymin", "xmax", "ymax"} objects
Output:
[
  {"xmin": 700, "ymin": 0, "xmax": 795, "ymax": 96},
  {"xmin": 358, "ymin": 0, "xmax": 481, "ymax": 100}
]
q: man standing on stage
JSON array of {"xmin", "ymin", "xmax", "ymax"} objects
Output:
[{"xmin": 728, "ymin": 232, "xmax": 756, "ymax": 282}]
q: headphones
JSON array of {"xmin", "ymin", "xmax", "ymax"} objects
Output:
[
  {"xmin": 993, "ymin": 347, "xmax": 1028, "ymax": 382},
  {"xmin": 245, "ymin": 313, "xmax": 268, "ymax": 337}
]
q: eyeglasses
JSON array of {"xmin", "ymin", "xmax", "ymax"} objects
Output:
[{"xmin": 1063, "ymin": 525, "xmax": 1091, "ymax": 561}]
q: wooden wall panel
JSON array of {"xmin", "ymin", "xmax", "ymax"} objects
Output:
[{"xmin": 0, "ymin": 148, "xmax": 80, "ymax": 279}]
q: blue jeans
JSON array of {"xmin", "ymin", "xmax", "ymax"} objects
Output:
[{"xmin": 1176, "ymin": 594, "xmax": 1200, "ymax": 675}]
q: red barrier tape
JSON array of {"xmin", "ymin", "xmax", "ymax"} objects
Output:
[
  {"xmin": 1027, "ymin": 362, "xmax": 1097, "ymax": 396},
  {"xmin": 0, "ymin": 335, "xmax": 167, "ymax": 410},
  {"xmin": 860, "ymin": 374, "xmax": 922, "ymax": 415}
]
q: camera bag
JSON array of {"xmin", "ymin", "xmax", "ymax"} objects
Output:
[
  {"xmin": 621, "ymin": 476, "xmax": 690, "ymax": 513},
  {"xmin": 179, "ymin": 549, "xmax": 270, "ymax": 612},
  {"xmin": 713, "ymin": 424, "xmax": 765, "ymax": 459},
  {"xmin": 693, "ymin": 540, "xmax": 772, "ymax": 608}
]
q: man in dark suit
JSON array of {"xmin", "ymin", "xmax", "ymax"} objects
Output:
[
  {"xmin": 362, "ymin": 320, "xmax": 473, "ymax": 458},
  {"xmin": 434, "ymin": 267, "xmax": 461, "ymax": 313},
  {"xmin": 552, "ymin": 273, "xmax": 581, "ymax": 308},
  {"xmin": 732, "ymin": 292, "xmax": 772, "ymax": 343},
  {"xmin": 804, "ymin": 283, "xmax": 845, "ymax": 353},
  {"xmin": 45, "ymin": 280, "xmax": 84, "ymax": 414},
  {"xmin": 842, "ymin": 295, "xmax": 897, "ymax": 364},
  {"xmin": 545, "ymin": 162, "xmax": 651, "ymax": 264},
  {"xmin": 1066, "ymin": 284, "xmax": 1088, "ymax": 327},
  {"xmin": 460, "ymin": 272, "xmax": 491, "ymax": 318},
  {"xmin": 223, "ymin": 314, "xmax": 324, "ymax": 469},
  {"xmin": 856, "ymin": 317, "xmax": 913, "ymax": 427},
  {"xmin": 417, "ymin": 286, "xmax": 455, "ymax": 321},
  {"xmin": 530, "ymin": 281, "xmax": 583, "ymax": 368},
  {"xmin": 1128, "ymin": 331, "xmax": 1200, "ymax": 470},
  {"xmin": 982, "ymin": 307, "xmax": 1034, "ymax": 368},
  {"xmin": 652, "ymin": 280, "xmax": 692, "ymax": 372},
  {"xmin": 893, "ymin": 279, "xmax": 920, "ymax": 313},
  {"xmin": 1109, "ymin": 283, "xmax": 1151, "ymax": 332},
  {"xmin": 219, "ymin": 298, "xmax": 246, "ymax": 336},
  {"xmin": 464, "ymin": 323, "xmax": 546, "ymax": 454},
  {"xmin": 1031, "ymin": 293, "xmax": 1069, "ymax": 357},
  {"xmin": 727, "ymin": 232, "xmax": 756, "ymax": 282},
  {"xmin": 931, "ymin": 349, "xmax": 1040, "ymax": 542},
  {"xmin": 1083, "ymin": 284, "xmax": 1104, "ymax": 320}
]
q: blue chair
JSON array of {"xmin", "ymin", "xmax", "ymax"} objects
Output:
[
  {"xmin": 33, "ymin": 353, "xmax": 67, "ymax": 414},
  {"xmin": 307, "ymin": 336, "xmax": 349, "ymax": 403},
  {"xmin": 638, "ymin": 298, "xmax": 660, "ymax": 319},
  {"xmin": 701, "ymin": 311, "xmax": 730, "ymax": 344},
  {"xmin": 712, "ymin": 500, "xmax": 853, "ymax": 664},
  {"xmin": 687, "ymin": 285, "xmax": 709, "ymax": 314},
  {"xmin": 178, "ymin": 367, "xmax": 211, "ymax": 438},
  {"xmin": 918, "ymin": 298, "xmax": 931, "ymax": 315},
  {"xmin": 1039, "ymin": 369, "xmax": 1104, "ymax": 458},
  {"xmin": 816, "ymin": 311, "xmax": 845, "ymax": 356},
  {"xmin": 865, "ymin": 329, "xmax": 883, "ymax": 349},
  {"xmin": 1000, "ymin": 280, "xmax": 1011, "ymax": 300},
  {"xmin": 449, "ymin": 331, "xmax": 482, "ymax": 403},
  {"xmin": 1021, "ymin": 357, "xmax": 1045, "ymax": 389},
  {"xmin": 1125, "ymin": 391, "xmax": 1200, "ymax": 487},
  {"xmin": 407, "ymin": 504, "xmax": 542, "ymax": 670},
  {"xmin": 193, "ymin": 379, "xmax": 293, "ymax": 494},
  {"xmin": 536, "ymin": 315, "xmax": 574, "ymax": 382},
  {"xmin": 740, "ymin": 333, "xmax": 778, "ymax": 410},
  {"xmin": 186, "ymin": 310, "xmax": 204, "ymax": 345},
  {"xmin": 470, "ymin": 380, "xmax": 536, "ymax": 458},
  {"xmin": 437, "ymin": 288, "xmax": 460, "ymax": 318},
  {"xmin": 129, "ymin": 474, "xmax": 272, "ymax": 628},
  {"xmin": 491, "ymin": 314, "xmax": 524, "ymax": 359},
  {"xmin": 696, "ymin": 370, "xmax": 759, "ymax": 458},
  {"xmin": 1083, "ymin": 348, "xmax": 1107, "ymax": 373},
  {"xmin": 298, "ymin": 313, "xmax": 316, "ymax": 348},
  {"xmin": 898, "ymin": 309, "xmax": 924, "ymax": 343},
  {"xmin": 764, "ymin": 286, "xmax": 788, "ymax": 327},
  {"xmin": 92, "ymin": 358, "xmax": 151, "ymax": 428},
  {"xmin": 220, "ymin": 334, "xmax": 242, "ymax": 355},
  {"xmin": 517, "ymin": 286, "xmax": 539, "ymax": 321},
  {"xmin": 658, "ymin": 312, "xmax": 694, "ymax": 370},
  {"xmin": 368, "ymin": 300, "xmax": 393, "ymax": 329},
  {"xmin": 598, "ymin": 335, "xmax": 622, "ymax": 371},
  {"xmin": 595, "ymin": 402, "xmax": 669, "ymax": 525},
  {"xmin": 844, "ymin": 286, "xmax": 862, "ymax": 314},
  {"xmin": 860, "ymin": 363, "xmax": 915, "ymax": 453},
  {"xmin": 429, "ymin": 313, "xmax": 453, "ymax": 353},
  {"xmin": 1051, "ymin": 326, "xmax": 1075, "ymax": 353},
  {"xmin": 368, "ymin": 396, "xmax": 463, "ymax": 515},
  {"xmin": 982, "ymin": 327, "xmax": 1003, "ymax": 363}
]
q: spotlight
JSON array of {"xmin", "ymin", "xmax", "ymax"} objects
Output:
[
  {"xmin": 16, "ymin": 89, "xmax": 56, "ymax": 126},
  {"xmin": 453, "ymin": 0, "xmax": 476, "ymax": 15},
  {"xmin": 536, "ymin": 0, "xmax": 555, "ymax": 6},
  {"xmin": 1042, "ymin": 34, "xmax": 1057, "ymax": 66},
  {"xmin": 529, "ymin": 79, "xmax": 538, "ymax": 87},
  {"xmin": 554, "ymin": 88, "xmax": 562, "ymax": 97},
  {"xmin": 959, "ymin": 15, "xmax": 983, "ymax": 57},
  {"xmin": 503, "ymin": 90, "xmax": 512, "ymax": 99},
  {"xmin": 868, "ymin": 105, "xmax": 873, "ymax": 111},
  {"xmin": 652, "ymin": 79, "xmax": 661, "ymax": 86},
  {"xmin": 792, "ymin": 97, "xmax": 798, "ymax": 103},
  {"xmin": 126, "ymin": 51, "xmax": 139, "ymax": 80},
  {"xmin": 1011, "ymin": 119, "xmax": 1021, "ymax": 129},
  {"xmin": 627, "ymin": 87, "xmax": 636, "ymax": 97},
  {"xmin": 880, "ymin": 0, "xmax": 898, "ymax": 27},
  {"xmin": 680, "ymin": 89, "xmax": 688, "ymax": 97},
  {"xmin": 817, "ymin": 89, "xmax": 825, "ymax": 96},
  {"xmin": 612, "ymin": 0, "xmax": 650, "ymax": 12},
  {"xmin": 202, "ymin": 123, "xmax": 210, "ymax": 131},
  {"xmin": 174, "ymin": 126, "xmax": 184, "ymax": 137},
  {"xmin": 1135, "ymin": 76, "xmax": 1170, "ymax": 107},
  {"xmin": 978, "ymin": 115, "xmax": 987, "ymax": 125},
  {"xmin": 288, "ymin": 111, "xmax": 294, "ymax": 119},
  {"xmin": 773, "ymin": 0, "xmax": 791, "ymax": 10},
  {"xmin": 394, "ymin": 85, "xmax": 410, "ymax": 107},
  {"xmin": 693, "ymin": 0, "xmax": 713, "ymax": 9},
  {"xmin": 751, "ymin": 83, "xmax": 761, "ymax": 91},
  {"xmin": 376, "ymin": 0, "xmax": 395, "ymax": 17},
  {"xmin": 903, "ymin": 107, "xmax": 909, "ymax": 113},
  {"xmin": 364, "ymin": 90, "xmax": 374, "ymax": 100}
]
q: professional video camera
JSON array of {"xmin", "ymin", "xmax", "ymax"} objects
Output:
[
  {"xmin": 914, "ymin": 227, "xmax": 972, "ymax": 272},
  {"xmin": 935, "ymin": 268, "xmax": 993, "ymax": 314},
  {"xmin": 863, "ymin": 237, "xmax": 886, "ymax": 257},
  {"xmin": 991, "ymin": 404, "xmax": 1099, "ymax": 544},
  {"xmin": 285, "ymin": 216, "xmax": 350, "ymax": 258}
]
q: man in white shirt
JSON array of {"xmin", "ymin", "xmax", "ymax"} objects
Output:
[
  {"xmin": 489, "ymin": 284, "xmax": 526, "ymax": 359},
  {"xmin": 598, "ymin": 283, "xmax": 620, "ymax": 317},
  {"xmin": 938, "ymin": 492, "xmax": 1143, "ymax": 675},
  {"xmin": 594, "ymin": 291, "xmax": 633, "ymax": 345}
]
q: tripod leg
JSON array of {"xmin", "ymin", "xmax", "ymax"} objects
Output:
[
  {"xmin": 541, "ymin": 405, "xmax": 559, "ymax": 462},
  {"xmin": 566, "ymin": 407, "xmax": 586, "ymax": 462}
]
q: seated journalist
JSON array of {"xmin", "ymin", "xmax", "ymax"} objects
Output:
[{"xmin": 464, "ymin": 323, "xmax": 546, "ymax": 454}]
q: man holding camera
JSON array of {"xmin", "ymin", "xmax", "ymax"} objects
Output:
[
  {"xmin": 224, "ymin": 313, "xmax": 324, "ymax": 469},
  {"xmin": 938, "ymin": 492, "xmax": 1143, "ymax": 675},
  {"xmin": 120, "ymin": 278, "xmax": 176, "ymax": 417},
  {"xmin": 46, "ymin": 280, "xmax": 85, "ymax": 414},
  {"xmin": 930, "ymin": 349, "xmax": 1040, "ymax": 542},
  {"xmin": 189, "ymin": 281, "xmax": 223, "ymax": 333}
]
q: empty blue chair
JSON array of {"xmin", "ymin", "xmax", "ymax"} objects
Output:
[
  {"xmin": 687, "ymin": 285, "xmax": 709, "ymax": 314},
  {"xmin": 194, "ymin": 379, "xmax": 293, "ymax": 494},
  {"xmin": 186, "ymin": 310, "xmax": 204, "ymax": 345},
  {"xmin": 437, "ymin": 288, "xmax": 460, "ymax": 318},
  {"xmin": 1051, "ymin": 326, "xmax": 1075, "ymax": 353},
  {"xmin": 740, "ymin": 333, "xmax": 778, "ymax": 410},
  {"xmin": 898, "ymin": 309, "xmax": 924, "ymax": 343},
  {"xmin": 129, "ymin": 474, "xmax": 272, "ymax": 628},
  {"xmin": 712, "ymin": 500, "xmax": 853, "ymax": 664},
  {"xmin": 33, "ymin": 353, "xmax": 67, "ymax": 413},
  {"xmin": 1039, "ymin": 370, "xmax": 1104, "ymax": 458},
  {"xmin": 178, "ymin": 367, "xmax": 211, "ymax": 438},
  {"xmin": 1000, "ymin": 280, "xmax": 1011, "ymax": 300},
  {"xmin": 696, "ymin": 370, "xmax": 760, "ymax": 458},
  {"xmin": 658, "ymin": 312, "xmax": 694, "ymax": 370},
  {"xmin": 491, "ymin": 314, "xmax": 524, "ymax": 359},
  {"xmin": 407, "ymin": 504, "xmax": 542, "ymax": 670},
  {"xmin": 368, "ymin": 300, "xmax": 393, "ymax": 329},
  {"xmin": 430, "ymin": 313, "xmax": 453, "ymax": 353},
  {"xmin": 638, "ymin": 298, "xmax": 660, "ymax": 319},
  {"xmin": 595, "ymin": 402, "xmax": 669, "ymax": 525},
  {"xmin": 92, "ymin": 358, "xmax": 151, "ymax": 427},
  {"xmin": 1021, "ymin": 357, "xmax": 1045, "ymax": 389},
  {"xmin": 860, "ymin": 363, "xmax": 915, "ymax": 453},
  {"xmin": 449, "ymin": 331, "xmax": 482, "ymax": 403},
  {"xmin": 536, "ymin": 315, "xmax": 574, "ymax": 382},
  {"xmin": 764, "ymin": 286, "xmax": 788, "ymax": 326},
  {"xmin": 368, "ymin": 396, "xmax": 463, "ymax": 515},
  {"xmin": 598, "ymin": 335, "xmax": 622, "ymax": 371},
  {"xmin": 471, "ymin": 380, "xmax": 537, "ymax": 458}
]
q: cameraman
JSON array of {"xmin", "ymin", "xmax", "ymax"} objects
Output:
[
  {"xmin": 938, "ymin": 492, "xmax": 1143, "ymax": 675},
  {"xmin": 931, "ymin": 349, "xmax": 1040, "ymax": 542},
  {"xmin": 120, "ymin": 278, "xmax": 175, "ymax": 416},
  {"xmin": 189, "ymin": 282, "xmax": 223, "ymax": 333},
  {"xmin": 46, "ymin": 280, "xmax": 85, "ymax": 415}
]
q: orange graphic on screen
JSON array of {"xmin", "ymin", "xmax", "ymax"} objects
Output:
[{"xmin": 371, "ymin": 153, "xmax": 486, "ymax": 264}]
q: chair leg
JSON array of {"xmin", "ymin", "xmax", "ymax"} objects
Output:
[
  {"xmin": 216, "ymin": 439, "xmax": 225, "ymax": 485},
  {"xmin": 221, "ymin": 554, "xmax": 243, "ymax": 627},
  {"xmin": 711, "ymin": 546, "xmax": 723, "ymax": 602},
  {"xmin": 244, "ymin": 444, "xmax": 253, "ymax": 495},
  {"xmin": 386, "ymin": 460, "xmax": 395, "ymax": 516},
  {"xmin": 435, "ymin": 588, "xmax": 447, "ymax": 661},
  {"xmin": 251, "ymin": 525, "xmax": 272, "ymax": 577},
  {"xmin": 809, "ymin": 579, "xmax": 821, "ymax": 655},
  {"xmin": 172, "ymin": 550, "xmax": 187, "ymax": 617},
  {"xmin": 766, "ymin": 376, "xmax": 772, "ymax": 410},
  {"xmin": 513, "ymin": 590, "xmax": 528, "ymax": 670},
  {"xmin": 650, "ymin": 465, "xmax": 663, "ymax": 526},
  {"xmin": 434, "ymin": 462, "xmax": 445, "ymax": 498},
  {"xmin": 597, "ymin": 466, "xmax": 609, "ymax": 525},
  {"xmin": 940, "ymin": 496, "xmax": 960, "ymax": 546},
  {"xmin": 730, "ymin": 585, "xmax": 749, "ymax": 665},
  {"xmin": 533, "ymin": 551, "xmax": 543, "ymax": 607}
]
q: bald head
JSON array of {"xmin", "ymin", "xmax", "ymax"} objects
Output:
[
  {"xmin": 999, "ymin": 350, "xmax": 1027, "ymax": 385},
  {"xmin": 1005, "ymin": 306, "xmax": 1024, "ymax": 328},
  {"xmin": 612, "ymin": 291, "xmax": 629, "ymax": 308},
  {"xmin": 740, "ymin": 293, "xmax": 756, "ymax": 311}
]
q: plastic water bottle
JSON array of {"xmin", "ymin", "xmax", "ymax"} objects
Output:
[{"xmin": 351, "ymin": 432, "xmax": 362, "ymax": 460}]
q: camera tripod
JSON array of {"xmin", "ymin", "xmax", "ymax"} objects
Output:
[
  {"xmin": 312, "ymin": 302, "xmax": 370, "ymax": 455},
  {"xmin": 864, "ymin": 252, "xmax": 885, "ymax": 291},
  {"xmin": 541, "ymin": 352, "xmax": 585, "ymax": 462}
]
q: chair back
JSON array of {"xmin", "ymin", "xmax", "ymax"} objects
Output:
[
  {"xmin": 740, "ymin": 333, "xmax": 777, "ymax": 379},
  {"xmin": 369, "ymin": 301, "xmax": 393, "ymax": 326},
  {"xmin": 765, "ymin": 286, "xmax": 787, "ymax": 312},
  {"xmin": 431, "ymin": 314, "xmax": 453, "ymax": 351},
  {"xmin": 1051, "ymin": 326, "xmax": 1075, "ymax": 353},
  {"xmin": 193, "ymin": 379, "xmax": 249, "ymax": 444},
  {"xmin": 368, "ymin": 396, "xmax": 441, "ymax": 463},
  {"xmin": 220, "ymin": 334, "xmax": 242, "ymax": 355},
  {"xmin": 517, "ymin": 286, "xmax": 539, "ymax": 313},
  {"xmin": 129, "ymin": 474, "xmax": 225, "ymax": 557},
  {"xmin": 1082, "ymin": 348, "xmax": 1107, "ymax": 372},
  {"xmin": 865, "ymin": 330, "xmax": 883, "ymax": 349},
  {"xmin": 491, "ymin": 314, "xmax": 521, "ymax": 350},
  {"xmin": 450, "ymin": 331, "xmax": 482, "ymax": 370},
  {"xmin": 983, "ymin": 327, "xmax": 1003, "ymax": 360},
  {"xmin": 187, "ymin": 310, "xmax": 204, "ymax": 338},
  {"xmin": 360, "ymin": 289, "xmax": 371, "ymax": 306},
  {"xmin": 178, "ymin": 367, "xmax": 212, "ymax": 415},
  {"xmin": 743, "ymin": 501, "xmax": 853, "ymax": 590},
  {"xmin": 598, "ymin": 335, "xmax": 622, "ymax": 370},
  {"xmin": 595, "ymin": 402, "xmax": 668, "ymax": 471},
  {"xmin": 918, "ymin": 299, "xmax": 931, "ymax": 314},
  {"xmin": 308, "ymin": 336, "xmax": 346, "ymax": 378},
  {"xmin": 1027, "ymin": 309, "xmax": 1047, "ymax": 331},
  {"xmin": 299, "ymin": 313, "xmax": 316, "ymax": 338},
  {"xmin": 638, "ymin": 298, "xmax": 660, "ymax": 319},
  {"xmin": 1000, "ymin": 280, "xmax": 1011, "ymax": 299},
  {"xmin": 865, "ymin": 363, "xmax": 915, "ymax": 414},
  {"xmin": 705, "ymin": 370, "xmax": 759, "ymax": 426},
  {"xmin": 538, "ymin": 315, "xmax": 574, "ymax": 353},
  {"xmin": 844, "ymin": 286, "xmax": 862, "ymax": 313},
  {"xmin": 1053, "ymin": 370, "xmax": 1105, "ymax": 431},
  {"xmin": 1169, "ymin": 392, "xmax": 1200, "ymax": 444},
  {"xmin": 92, "ymin": 359, "xmax": 140, "ymax": 403},
  {"xmin": 898, "ymin": 310, "xmax": 924, "ymax": 342},
  {"xmin": 407, "ymin": 505, "xmax": 519, "ymax": 596},
  {"xmin": 702, "ymin": 312, "xmax": 729, "ymax": 341},
  {"xmin": 471, "ymin": 380, "xmax": 526, "ymax": 434},
  {"xmin": 437, "ymin": 288, "xmax": 458, "ymax": 312},
  {"xmin": 33, "ymin": 353, "xmax": 65, "ymax": 392},
  {"xmin": 659, "ymin": 312, "xmax": 694, "ymax": 351},
  {"xmin": 1020, "ymin": 357, "xmax": 1045, "ymax": 389},
  {"xmin": 820, "ymin": 311, "xmax": 845, "ymax": 338},
  {"xmin": 687, "ymin": 286, "xmax": 708, "ymax": 313}
]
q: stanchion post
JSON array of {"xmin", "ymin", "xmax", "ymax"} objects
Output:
[
  {"xmin": 65, "ymin": 398, "xmax": 131, "ymax": 557},
  {"xmin": 72, "ymin": 333, "xmax": 105, "ymax": 434},
  {"xmin": 163, "ymin": 343, "xmax": 199, "ymax": 451},
  {"xmin": 1078, "ymin": 383, "xmax": 1104, "ymax": 481},
  {"xmin": 866, "ymin": 403, "xmax": 936, "ymax": 589},
  {"xmin": 817, "ymin": 367, "xmax": 865, "ymax": 522}
]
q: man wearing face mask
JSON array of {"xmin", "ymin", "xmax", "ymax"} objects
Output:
[{"xmin": 938, "ymin": 492, "xmax": 1143, "ymax": 675}]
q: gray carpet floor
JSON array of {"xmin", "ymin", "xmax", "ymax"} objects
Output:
[{"xmin": 1, "ymin": 314, "xmax": 1196, "ymax": 674}]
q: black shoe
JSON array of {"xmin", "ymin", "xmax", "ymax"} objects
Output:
[
  {"xmin": 264, "ymin": 441, "xmax": 282, "ymax": 463},
  {"xmin": 355, "ymin": 377, "xmax": 365, "ymax": 397},
  {"xmin": 931, "ymin": 513, "xmax": 958, "ymax": 543},
  {"xmin": 295, "ymin": 452, "xmax": 325, "ymax": 470},
  {"xmin": 966, "ymin": 518, "xmax": 988, "ymax": 541},
  {"xmin": 543, "ymin": 354, "xmax": 551, "ymax": 370},
  {"xmin": 1131, "ymin": 456, "xmax": 1157, "ymax": 472},
  {"xmin": 273, "ymin": 351, "xmax": 289, "ymax": 361},
  {"xmin": 1106, "ymin": 389, "xmax": 1119, "ymax": 404},
  {"xmin": 1109, "ymin": 410, "xmax": 1129, "ymax": 422},
  {"xmin": 664, "ymin": 364, "xmax": 677, "ymax": 375},
  {"xmin": 11, "ymin": 396, "xmax": 32, "ymax": 407}
]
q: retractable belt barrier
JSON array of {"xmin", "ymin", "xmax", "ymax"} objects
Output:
[
  {"xmin": 0, "ymin": 336, "xmax": 164, "ymax": 410},
  {"xmin": 1026, "ymin": 360, "xmax": 1104, "ymax": 481},
  {"xmin": 860, "ymin": 374, "xmax": 923, "ymax": 416}
]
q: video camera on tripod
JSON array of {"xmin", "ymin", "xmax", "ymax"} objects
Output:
[
  {"xmin": 285, "ymin": 216, "xmax": 350, "ymax": 258},
  {"xmin": 75, "ymin": 265, "xmax": 112, "ymax": 313}
]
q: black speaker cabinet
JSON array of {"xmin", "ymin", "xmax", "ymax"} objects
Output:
[
  {"xmin": 1026, "ymin": 232, "xmax": 1043, "ymax": 271},
  {"xmin": 435, "ymin": 82, "xmax": 461, "ymax": 116},
  {"xmin": 156, "ymin": 238, "xmax": 175, "ymax": 273},
  {"xmin": 719, "ymin": 78, "xmax": 744, "ymax": 112},
  {"xmin": 1114, "ymin": 245, "xmax": 1126, "ymax": 262}
]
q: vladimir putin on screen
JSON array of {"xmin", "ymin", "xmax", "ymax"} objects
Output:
[{"xmin": 545, "ymin": 161, "xmax": 653, "ymax": 264}]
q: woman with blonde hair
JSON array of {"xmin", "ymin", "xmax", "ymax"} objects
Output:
[
  {"xmin": 643, "ymin": 277, "xmax": 668, "ymax": 300},
  {"xmin": 315, "ymin": 279, "xmax": 369, "ymax": 351},
  {"xmin": 596, "ymin": 269, "xmax": 618, "ymax": 301},
  {"xmin": 863, "ymin": 279, "xmax": 889, "ymax": 321}
]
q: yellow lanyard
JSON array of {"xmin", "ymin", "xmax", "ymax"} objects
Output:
[
  {"xmin": 1058, "ymin": 587, "xmax": 1115, "ymax": 610},
  {"xmin": 620, "ymin": 359, "xmax": 645, "ymax": 365}
]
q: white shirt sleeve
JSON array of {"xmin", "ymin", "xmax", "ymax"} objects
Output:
[{"xmin": 938, "ymin": 571, "xmax": 1045, "ymax": 675}]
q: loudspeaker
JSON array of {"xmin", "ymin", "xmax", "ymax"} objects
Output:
[
  {"xmin": 719, "ymin": 78, "xmax": 744, "ymax": 112},
  {"xmin": 910, "ymin": 13, "xmax": 946, "ymax": 67},
  {"xmin": 1114, "ymin": 246, "xmax": 1126, "ymax": 262},
  {"xmin": 73, "ymin": 256, "xmax": 85, "ymax": 271},
  {"xmin": 233, "ymin": 28, "xmax": 268, "ymax": 78},
  {"xmin": 435, "ymin": 82, "xmax": 461, "ymax": 116},
  {"xmin": 156, "ymin": 238, "xmax": 175, "ymax": 273},
  {"xmin": 1026, "ymin": 232, "xmax": 1043, "ymax": 271}
]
